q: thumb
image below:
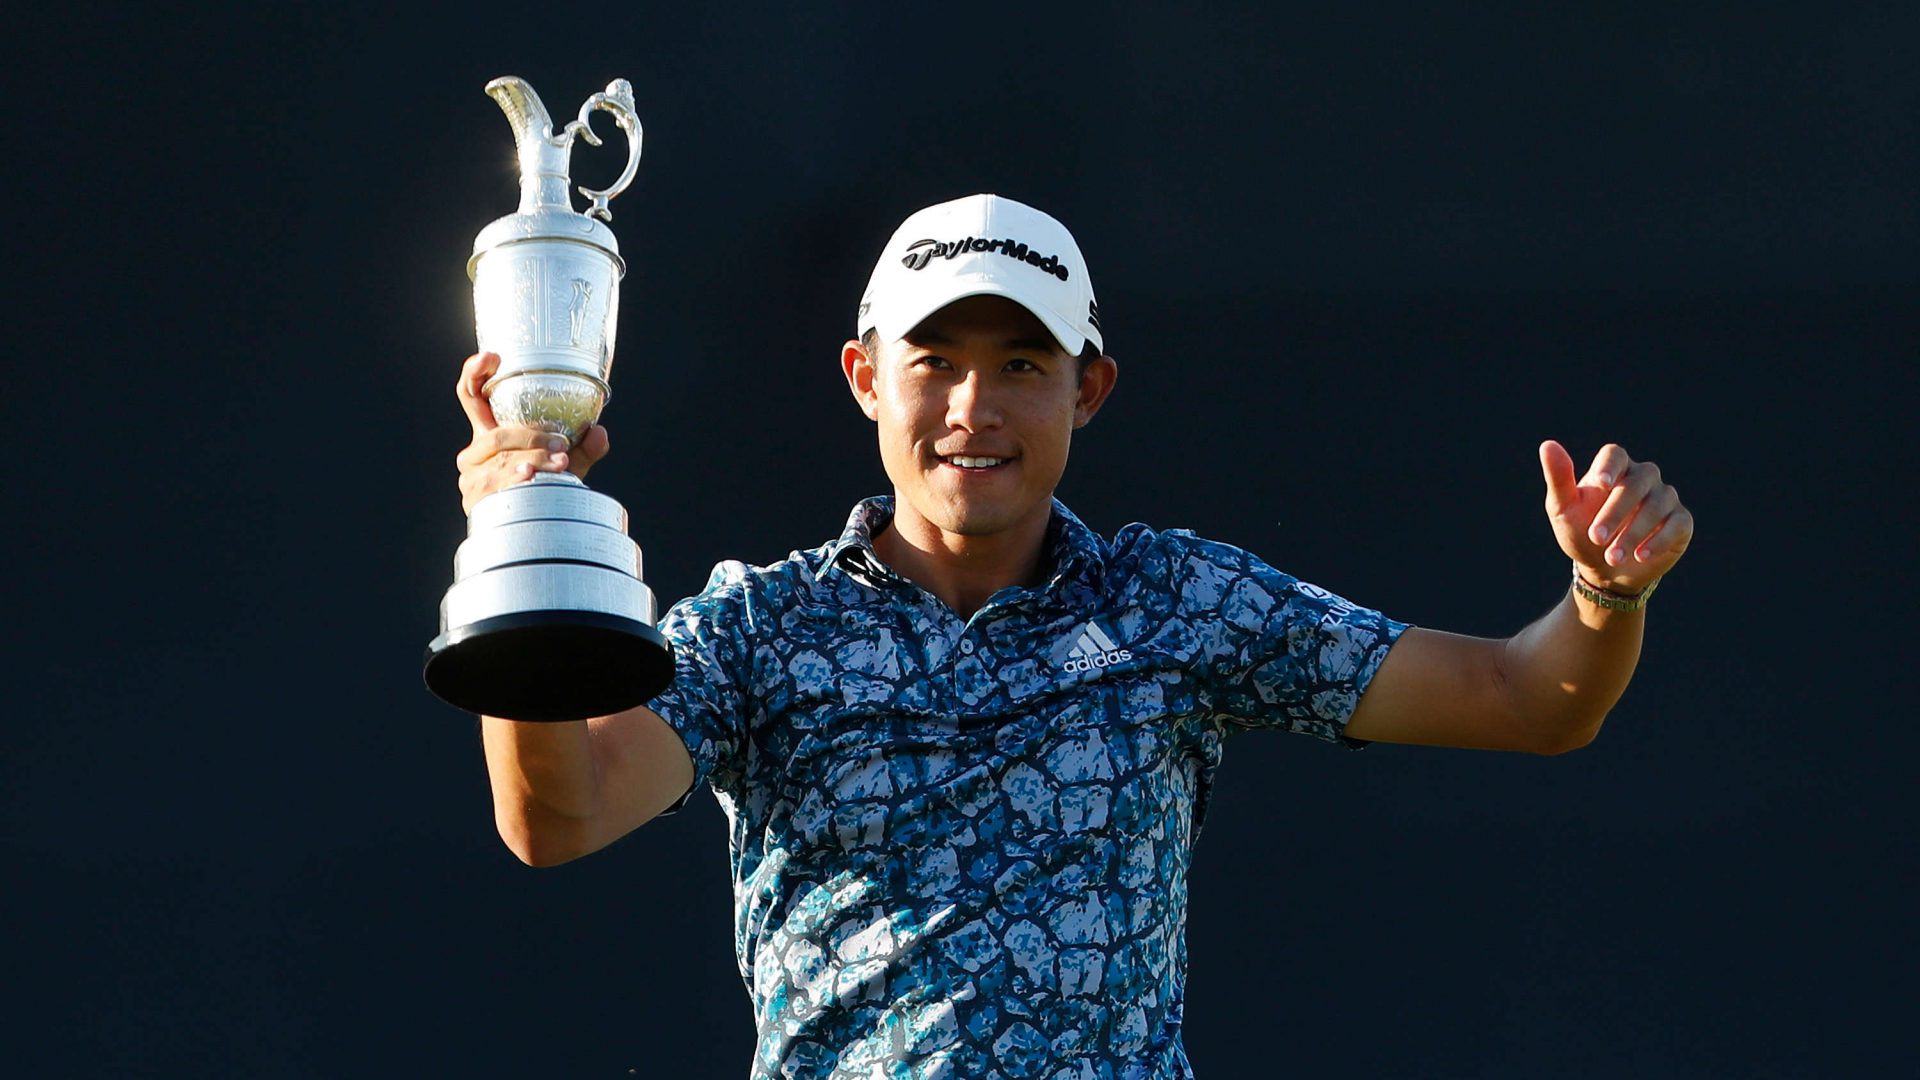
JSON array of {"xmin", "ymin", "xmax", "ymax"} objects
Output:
[{"xmin": 1539, "ymin": 439, "xmax": 1578, "ymax": 514}]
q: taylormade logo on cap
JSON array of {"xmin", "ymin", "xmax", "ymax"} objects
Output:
[
  {"xmin": 901, "ymin": 236, "xmax": 1072, "ymax": 281},
  {"xmin": 857, "ymin": 194, "xmax": 1103, "ymax": 356}
]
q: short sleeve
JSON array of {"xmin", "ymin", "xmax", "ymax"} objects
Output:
[
  {"xmin": 1172, "ymin": 535, "xmax": 1409, "ymax": 747},
  {"xmin": 645, "ymin": 561, "xmax": 756, "ymax": 805}
]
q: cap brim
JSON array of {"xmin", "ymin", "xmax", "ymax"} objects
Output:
[{"xmin": 865, "ymin": 278, "xmax": 1089, "ymax": 357}]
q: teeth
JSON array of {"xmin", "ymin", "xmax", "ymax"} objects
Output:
[{"xmin": 946, "ymin": 455, "xmax": 1006, "ymax": 468}]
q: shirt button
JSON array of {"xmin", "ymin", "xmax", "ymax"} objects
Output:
[{"xmin": 960, "ymin": 639, "xmax": 975, "ymax": 655}]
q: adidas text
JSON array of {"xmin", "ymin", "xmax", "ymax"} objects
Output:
[{"xmin": 1062, "ymin": 648, "xmax": 1132, "ymax": 673}]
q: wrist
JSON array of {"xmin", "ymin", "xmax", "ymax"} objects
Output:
[{"xmin": 1570, "ymin": 564, "xmax": 1659, "ymax": 612}]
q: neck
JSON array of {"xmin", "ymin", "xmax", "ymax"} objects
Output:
[{"xmin": 873, "ymin": 497, "xmax": 1053, "ymax": 618}]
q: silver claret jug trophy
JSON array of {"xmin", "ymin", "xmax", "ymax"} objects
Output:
[{"xmin": 425, "ymin": 76, "xmax": 674, "ymax": 721}]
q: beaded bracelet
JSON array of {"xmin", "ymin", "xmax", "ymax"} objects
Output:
[{"xmin": 1571, "ymin": 565, "xmax": 1660, "ymax": 612}]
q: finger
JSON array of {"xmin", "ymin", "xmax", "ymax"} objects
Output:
[
  {"xmin": 569, "ymin": 423, "xmax": 610, "ymax": 474},
  {"xmin": 1636, "ymin": 506, "xmax": 1695, "ymax": 562},
  {"xmin": 455, "ymin": 352, "xmax": 501, "ymax": 436},
  {"xmin": 1580, "ymin": 443, "xmax": 1632, "ymax": 491},
  {"xmin": 457, "ymin": 449, "xmax": 546, "ymax": 490},
  {"xmin": 461, "ymin": 459, "xmax": 540, "ymax": 514},
  {"xmin": 457, "ymin": 449, "xmax": 572, "ymax": 485},
  {"xmin": 1591, "ymin": 461, "xmax": 1662, "ymax": 554},
  {"xmin": 1539, "ymin": 439, "xmax": 1579, "ymax": 514},
  {"xmin": 460, "ymin": 451, "xmax": 567, "ymax": 512},
  {"xmin": 1601, "ymin": 500, "xmax": 1646, "ymax": 566},
  {"xmin": 1626, "ymin": 510, "xmax": 1675, "ymax": 563},
  {"xmin": 1619, "ymin": 485, "xmax": 1679, "ymax": 559},
  {"xmin": 456, "ymin": 427, "xmax": 569, "ymax": 471}
]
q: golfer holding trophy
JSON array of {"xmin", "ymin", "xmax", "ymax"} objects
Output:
[
  {"xmin": 432, "ymin": 72, "xmax": 1695, "ymax": 1078},
  {"xmin": 426, "ymin": 76, "xmax": 673, "ymax": 722}
]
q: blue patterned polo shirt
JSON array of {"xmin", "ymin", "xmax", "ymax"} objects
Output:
[{"xmin": 648, "ymin": 497, "xmax": 1407, "ymax": 1079}]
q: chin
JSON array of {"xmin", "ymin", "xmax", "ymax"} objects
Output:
[
  {"xmin": 943, "ymin": 514, "xmax": 1011, "ymax": 537},
  {"xmin": 932, "ymin": 497, "xmax": 1039, "ymax": 538}
]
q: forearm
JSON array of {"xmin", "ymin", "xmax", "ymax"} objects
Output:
[
  {"xmin": 479, "ymin": 706, "xmax": 695, "ymax": 866},
  {"xmin": 481, "ymin": 717, "xmax": 605, "ymax": 865},
  {"xmin": 1498, "ymin": 586, "xmax": 1646, "ymax": 751}
]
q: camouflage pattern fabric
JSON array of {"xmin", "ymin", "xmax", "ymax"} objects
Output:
[{"xmin": 649, "ymin": 497, "xmax": 1408, "ymax": 1078}]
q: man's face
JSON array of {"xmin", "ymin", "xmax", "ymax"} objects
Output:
[{"xmin": 843, "ymin": 295, "xmax": 1117, "ymax": 543}]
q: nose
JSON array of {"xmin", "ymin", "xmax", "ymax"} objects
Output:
[{"xmin": 945, "ymin": 371, "xmax": 1003, "ymax": 432}]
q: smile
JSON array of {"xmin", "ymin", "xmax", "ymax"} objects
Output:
[{"xmin": 939, "ymin": 455, "xmax": 1011, "ymax": 470}]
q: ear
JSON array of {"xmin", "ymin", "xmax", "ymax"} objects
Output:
[
  {"xmin": 1071, "ymin": 354, "xmax": 1119, "ymax": 428},
  {"xmin": 841, "ymin": 338, "xmax": 880, "ymax": 421}
]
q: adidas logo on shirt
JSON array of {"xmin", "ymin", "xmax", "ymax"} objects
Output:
[{"xmin": 1060, "ymin": 621, "xmax": 1133, "ymax": 673}]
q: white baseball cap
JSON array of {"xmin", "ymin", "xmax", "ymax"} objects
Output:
[{"xmin": 857, "ymin": 193, "xmax": 1103, "ymax": 356}]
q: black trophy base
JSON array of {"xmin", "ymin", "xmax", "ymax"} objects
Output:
[{"xmin": 424, "ymin": 611, "xmax": 675, "ymax": 722}]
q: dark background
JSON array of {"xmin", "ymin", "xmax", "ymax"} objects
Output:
[{"xmin": 11, "ymin": 3, "xmax": 1913, "ymax": 1076}]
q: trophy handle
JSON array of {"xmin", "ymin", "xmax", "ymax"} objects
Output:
[{"xmin": 565, "ymin": 79, "xmax": 644, "ymax": 223}]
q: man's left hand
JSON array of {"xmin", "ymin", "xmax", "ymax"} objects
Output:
[{"xmin": 1539, "ymin": 440, "xmax": 1694, "ymax": 594}]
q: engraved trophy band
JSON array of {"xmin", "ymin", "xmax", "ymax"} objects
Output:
[{"xmin": 424, "ymin": 77, "xmax": 674, "ymax": 722}]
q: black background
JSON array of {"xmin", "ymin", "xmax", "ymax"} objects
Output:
[{"xmin": 11, "ymin": 3, "xmax": 1914, "ymax": 1076}]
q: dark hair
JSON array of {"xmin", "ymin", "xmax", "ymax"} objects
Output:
[{"xmin": 860, "ymin": 328, "xmax": 1100, "ymax": 377}]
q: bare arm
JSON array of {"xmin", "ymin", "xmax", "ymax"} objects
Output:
[
  {"xmin": 1345, "ymin": 591, "xmax": 1641, "ymax": 754},
  {"xmin": 482, "ymin": 706, "xmax": 695, "ymax": 866},
  {"xmin": 1344, "ymin": 440, "xmax": 1691, "ymax": 753}
]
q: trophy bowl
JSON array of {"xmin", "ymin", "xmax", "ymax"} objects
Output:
[{"xmin": 485, "ymin": 371, "xmax": 607, "ymax": 444}]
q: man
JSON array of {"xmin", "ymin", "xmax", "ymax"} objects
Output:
[{"xmin": 453, "ymin": 194, "xmax": 1693, "ymax": 1077}]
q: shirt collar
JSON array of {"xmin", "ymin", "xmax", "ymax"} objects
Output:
[{"xmin": 824, "ymin": 495, "xmax": 1107, "ymax": 595}]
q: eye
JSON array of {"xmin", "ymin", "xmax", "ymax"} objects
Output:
[
  {"xmin": 914, "ymin": 354, "xmax": 952, "ymax": 371},
  {"xmin": 1005, "ymin": 357, "xmax": 1040, "ymax": 373}
]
